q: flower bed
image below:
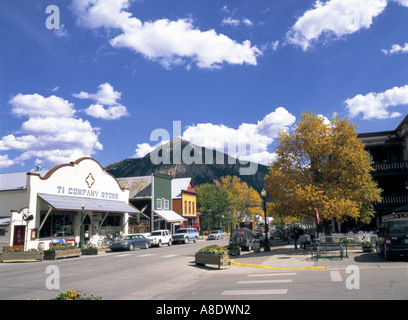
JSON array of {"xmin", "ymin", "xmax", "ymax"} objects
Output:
[{"xmin": 195, "ymin": 245, "xmax": 231, "ymax": 269}]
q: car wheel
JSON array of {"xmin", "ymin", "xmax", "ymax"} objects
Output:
[
  {"xmin": 158, "ymin": 240, "xmax": 162, "ymax": 247},
  {"xmin": 168, "ymin": 240, "xmax": 172, "ymax": 246},
  {"xmin": 384, "ymin": 248, "xmax": 392, "ymax": 261},
  {"xmin": 128, "ymin": 244, "xmax": 134, "ymax": 251},
  {"xmin": 193, "ymin": 237, "xmax": 197, "ymax": 243},
  {"xmin": 184, "ymin": 237, "xmax": 189, "ymax": 244},
  {"xmin": 145, "ymin": 242, "xmax": 149, "ymax": 249}
]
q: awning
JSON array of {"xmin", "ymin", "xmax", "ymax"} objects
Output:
[
  {"xmin": 153, "ymin": 210, "xmax": 186, "ymax": 223},
  {"xmin": 38, "ymin": 193, "xmax": 139, "ymax": 213}
]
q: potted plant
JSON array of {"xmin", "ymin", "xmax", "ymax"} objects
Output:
[
  {"xmin": 195, "ymin": 245, "xmax": 231, "ymax": 269},
  {"xmin": 362, "ymin": 241, "xmax": 375, "ymax": 252},
  {"xmin": 81, "ymin": 246, "xmax": 98, "ymax": 255},
  {"xmin": 43, "ymin": 244, "xmax": 81, "ymax": 260}
]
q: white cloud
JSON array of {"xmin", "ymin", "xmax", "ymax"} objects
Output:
[
  {"xmin": 242, "ymin": 19, "xmax": 253, "ymax": 27},
  {"xmin": 287, "ymin": 0, "xmax": 387, "ymax": 51},
  {"xmin": 73, "ymin": 83, "xmax": 129, "ymax": 120},
  {"xmin": 391, "ymin": 0, "xmax": 408, "ymax": 7},
  {"xmin": 71, "ymin": 0, "xmax": 261, "ymax": 69},
  {"xmin": 381, "ymin": 42, "xmax": 408, "ymax": 55},
  {"xmin": 222, "ymin": 17, "xmax": 240, "ymax": 27},
  {"xmin": 0, "ymin": 154, "xmax": 14, "ymax": 168},
  {"xmin": 1, "ymin": 92, "xmax": 103, "ymax": 169},
  {"xmin": 9, "ymin": 93, "xmax": 75, "ymax": 118},
  {"xmin": 345, "ymin": 84, "xmax": 408, "ymax": 120},
  {"xmin": 133, "ymin": 108, "xmax": 296, "ymax": 165},
  {"xmin": 84, "ymin": 104, "xmax": 129, "ymax": 120},
  {"xmin": 73, "ymin": 82, "xmax": 121, "ymax": 106}
]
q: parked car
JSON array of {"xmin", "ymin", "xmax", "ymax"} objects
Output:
[
  {"xmin": 109, "ymin": 234, "xmax": 151, "ymax": 251},
  {"xmin": 172, "ymin": 228, "xmax": 199, "ymax": 244},
  {"xmin": 207, "ymin": 230, "xmax": 224, "ymax": 240},
  {"xmin": 376, "ymin": 219, "xmax": 408, "ymax": 260},
  {"xmin": 146, "ymin": 229, "xmax": 172, "ymax": 247},
  {"xmin": 229, "ymin": 228, "xmax": 254, "ymax": 251}
]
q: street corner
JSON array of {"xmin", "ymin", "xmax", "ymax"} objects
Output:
[{"xmin": 229, "ymin": 245, "xmax": 326, "ymax": 271}]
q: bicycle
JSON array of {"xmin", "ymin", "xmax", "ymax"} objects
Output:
[{"xmin": 97, "ymin": 236, "xmax": 112, "ymax": 248}]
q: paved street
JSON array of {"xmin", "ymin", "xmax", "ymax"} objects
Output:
[{"xmin": 0, "ymin": 239, "xmax": 407, "ymax": 301}]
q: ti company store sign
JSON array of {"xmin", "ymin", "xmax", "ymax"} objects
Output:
[{"xmin": 55, "ymin": 173, "xmax": 120, "ymax": 200}]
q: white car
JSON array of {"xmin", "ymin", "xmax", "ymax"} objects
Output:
[
  {"xmin": 146, "ymin": 230, "xmax": 172, "ymax": 247},
  {"xmin": 207, "ymin": 230, "xmax": 225, "ymax": 240}
]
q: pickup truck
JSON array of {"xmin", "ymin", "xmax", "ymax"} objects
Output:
[{"xmin": 146, "ymin": 230, "xmax": 172, "ymax": 247}]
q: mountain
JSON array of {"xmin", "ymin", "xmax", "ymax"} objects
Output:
[{"xmin": 104, "ymin": 138, "xmax": 269, "ymax": 192}]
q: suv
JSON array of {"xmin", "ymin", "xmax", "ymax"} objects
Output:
[
  {"xmin": 172, "ymin": 228, "xmax": 199, "ymax": 244},
  {"xmin": 229, "ymin": 228, "xmax": 255, "ymax": 251},
  {"xmin": 146, "ymin": 229, "xmax": 172, "ymax": 247},
  {"xmin": 376, "ymin": 219, "xmax": 408, "ymax": 260}
]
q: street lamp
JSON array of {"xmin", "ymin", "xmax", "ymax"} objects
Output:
[
  {"xmin": 80, "ymin": 201, "xmax": 85, "ymax": 250},
  {"xmin": 261, "ymin": 189, "xmax": 270, "ymax": 251}
]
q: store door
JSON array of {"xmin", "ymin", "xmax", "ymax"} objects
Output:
[{"xmin": 13, "ymin": 226, "xmax": 25, "ymax": 246}]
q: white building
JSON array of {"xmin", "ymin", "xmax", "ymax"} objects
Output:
[{"xmin": 0, "ymin": 157, "xmax": 138, "ymax": 251}]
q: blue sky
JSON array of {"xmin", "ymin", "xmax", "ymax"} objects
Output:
[{"xmin": 1, "ymin": 0, "xmax": 408, "ymax": 173}]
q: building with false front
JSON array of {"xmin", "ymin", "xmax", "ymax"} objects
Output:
[
  {"xmin": 0, "ymin": 157, "xmax": 138, "ymax": 251},
  {"xmin": 172, "ymin": 178, "xmax": 200, "ymax": 231},
  {"xmin": 117, "ymin": 173, "xmax": 186, "ymax": 234}
]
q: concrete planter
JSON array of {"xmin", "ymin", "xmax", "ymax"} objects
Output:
[
  {"xmin": 0, "ymin": 251, "xmax": 43, "ymax": 263},
  {"xmin": 195, "ymin": 253, "xmax": 231, "ymax": 269},
  {"xmin": 44, "ymin": 248, "xmax": 81, "ymax": 260}
]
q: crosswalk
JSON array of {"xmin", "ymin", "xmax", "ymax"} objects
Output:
[{"xmin": 221, "ymin": 272, "xmax": 296, "ymax": 297}]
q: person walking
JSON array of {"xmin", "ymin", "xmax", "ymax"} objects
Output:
[{"xmin": 293, "ymin": 228, "xmax": 299, "ymax": 249}]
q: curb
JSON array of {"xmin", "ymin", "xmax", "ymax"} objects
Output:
[{"xmin": 231, "ymin": 260, "xmax": 326, "ymax": 271}]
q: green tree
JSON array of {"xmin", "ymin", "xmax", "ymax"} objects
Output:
[
  {"xmin": 264, "ymin": 113, "xmax": 382, "ymax": 224},
  {"xmin": 196, "ymin": 183, "xmax": 232, "ymax": 231}
]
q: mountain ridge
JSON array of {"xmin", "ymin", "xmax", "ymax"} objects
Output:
[{"xmin": 104, "ymin": 138, "xmax": 268, "ymax": 191}]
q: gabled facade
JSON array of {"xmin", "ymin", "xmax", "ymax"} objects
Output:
[{"xmin": 0, "ymin": 158, "xmax": 138, "ymax": 251}]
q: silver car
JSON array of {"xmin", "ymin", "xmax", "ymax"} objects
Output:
[{"xmin": 207, "ymin": 230, "xmax": 225, "ymax": 240}]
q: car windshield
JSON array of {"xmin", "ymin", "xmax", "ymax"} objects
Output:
[
  {"xmin": 175, "ymin": 229, "xmax": 187, "ymax": 234},
  {"xmin": 121, "ymin": 236, "xmax": 134, "ymax": 240},
  {"xmin": 151, "ymin": 232, "xmax": 161, "ymax": 236},
  {"xmin": 388, "ymin": 221, "xmax": 408, "ymax": 234}
]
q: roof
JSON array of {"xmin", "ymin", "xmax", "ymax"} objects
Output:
[
  {"xmin": 0, "ymin": 170, "xmax": 49, "ymax": 192},
  {"xmin": 116, "ymin": 176, "xmax": 152, "ymax": 199},
  {"xmin": 172, "ymin": 177, "xmax": 196, "ymax": 198}
]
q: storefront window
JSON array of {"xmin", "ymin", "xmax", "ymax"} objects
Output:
[
  {"xmin": 39, "ymin": 211, "xmax": 76, "ymax": 238},
  {"xmin": 99, "ymin": 213, "xmax": 122, "ymax": 235}
]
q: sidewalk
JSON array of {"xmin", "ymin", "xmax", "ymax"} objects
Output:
[{"xmin": 229, "ymin": 242, "xmax": 408, "ymax": 271}]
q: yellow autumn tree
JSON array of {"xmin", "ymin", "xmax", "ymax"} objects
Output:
[
  {"xmin": 215, "ymin": 176, "xmax": 263, "ymax": 226},
  {"xmin": 264, "ymin": 113, "xmax": 382, "ymax": 224}
]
